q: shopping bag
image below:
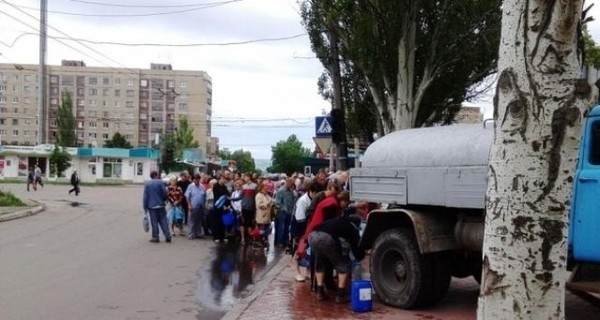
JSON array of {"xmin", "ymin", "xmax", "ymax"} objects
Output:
[{"xmin": 143, "ymin": 212, "xmax": 149, "ymax": 232}]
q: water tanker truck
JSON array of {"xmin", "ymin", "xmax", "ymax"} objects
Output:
[{"xmin": 349, "ymin": 105, "xmax": 600, "ymax": 309}]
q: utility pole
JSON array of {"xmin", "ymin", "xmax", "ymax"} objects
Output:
[
  {"xmin": 329, "ymin": 30, "xmax": 347, "ymax": 171},
  {"xmin": 37, "ymin": 0, "xmax": 48, "ymax": 145}
]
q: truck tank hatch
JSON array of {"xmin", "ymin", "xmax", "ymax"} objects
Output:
[{"xmin": 361, "ymin": 124, "xmax": 494, "ymax": 168}]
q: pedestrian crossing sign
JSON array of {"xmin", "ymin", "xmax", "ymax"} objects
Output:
[{"xmin": 315, "ymin": 116, "xmax": 333, "ymax": 137}]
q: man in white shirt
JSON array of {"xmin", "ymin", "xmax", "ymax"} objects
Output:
[{"xmin": 291, "ymin": 181, "xmax": 319, "ymax": 282}]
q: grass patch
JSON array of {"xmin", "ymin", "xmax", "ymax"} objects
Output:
[{"xmin": 0, "ymin": 190, "xmax": 26, "ymax": 207}]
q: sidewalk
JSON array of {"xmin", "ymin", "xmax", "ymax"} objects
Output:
[
  {"xmin": 0, "ymin": 201, "xmax": 44, "ymax": 222},
  {"xmin": 231, "ymin": 257, "xmax": 598, "ymax": 320}
]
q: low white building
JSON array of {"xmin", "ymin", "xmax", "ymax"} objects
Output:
[{"xmin": 0, "ymin": 145, "xmax": 159, "ymax": 183}]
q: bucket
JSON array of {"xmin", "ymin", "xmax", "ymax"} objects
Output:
[{"xmin": 351, "ymin": 279, "xmax": 372, "ymax": 313}]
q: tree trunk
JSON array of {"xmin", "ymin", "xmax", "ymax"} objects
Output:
[
  {"xmin": 395, "ymin": 3, "xmax": 418, "ymax": 131},
  {"xmin": 478, "ymin": 1, "xmax": 595, "ymax": 319}
]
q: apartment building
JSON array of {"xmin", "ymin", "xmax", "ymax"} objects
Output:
[{"xmin": 0, "ymin": 61, "xmax": 212, "ymax": 156}]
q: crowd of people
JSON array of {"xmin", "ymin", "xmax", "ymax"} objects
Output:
[{"xmin": 142, "ymin": 166, "xmax": 367, "ymax": 304}]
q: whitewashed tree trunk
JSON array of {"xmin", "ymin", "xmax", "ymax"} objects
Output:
[
  {"xmin": 478, "ymin": 1, "xmax": 595, "ymax": 319},
  {"xmin": 395, "ymin": 12, "xmax": 417, "ymax": 131}
]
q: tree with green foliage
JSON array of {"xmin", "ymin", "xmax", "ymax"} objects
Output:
[
  {"xmin": 175, "ymin": 117, "xmax": 200, "ymax": 159},
  {"xmin": 160, "ymin": 134, "xmax": 177, "ymax": 174},
  {"xmin": 218, "ymin": 149, "xmax": 256, "ymax": 173},
  {"xmin": 57, "ymin": 91, "xmax": 76, "ymax": 147},
  {"xmin": 269, "ymin": 135, "xmax": 311, "ymax": 175},
  {"xmin": 301, "ymin": 0, "xmax": 501, "ymax": 134},
  {"xmin": 104, "ymin": 132, "xmax": 133, "ymax": 149},
  {"xmin": 49, "ymin": 145, "xmax": 71, "ymax": 177},
  {"xmin": 583, "ymin": 27, "xmax": 600, "ymax": 68}
]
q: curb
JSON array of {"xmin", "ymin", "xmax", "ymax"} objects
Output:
[
  {"xmin": 0, "ymin": 203, "xmax": 45, "ymax": 222},
  {"xmin": 222, "ymin": 254, "xmax": 293, "ymax": 320}
]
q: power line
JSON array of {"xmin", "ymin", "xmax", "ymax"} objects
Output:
[
  {"xmin": 1, "ymin": 31, "xmax": 308, "ymax": 48},
  {"xmin": 69, "ymin": 0, "xmax": 238, "ymax": 8},
  {"xmin": 1, "ymin": 0, "xmax": 139, "ymax": 75},
  {"xmin": 17, "ymin": 0, "xmax": 243, "ymax": 17}
]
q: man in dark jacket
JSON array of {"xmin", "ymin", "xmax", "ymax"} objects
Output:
[
  {"xmin": 308, "ymin": 214, "xmax": 365, "ymax": 303},
  {"xmin": 68, "ymin": 170, "xmax": 80, "ymax": 195},
  {"xmin": 143, "ymin": 170, "xmax": 171, "ymax": 243}
]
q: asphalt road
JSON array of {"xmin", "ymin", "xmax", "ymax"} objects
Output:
[{"xmin": 0, "ymin": 183, "xmax": 280, "ymax": 320}]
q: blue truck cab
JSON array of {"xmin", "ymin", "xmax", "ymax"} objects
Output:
[{"xmin": 570, "ymin": 105, "xmax": 600, "ymax": 263}]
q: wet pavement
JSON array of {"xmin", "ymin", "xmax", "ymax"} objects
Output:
[
  {"xmin": 235, "ymin": 260, "xmax": 599, "ymax": 320},
  {"xmin": 197, "ymin": 235, "xmax": 285, "ymax": 320}
]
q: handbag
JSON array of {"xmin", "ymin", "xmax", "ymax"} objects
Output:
[{"xmin": 143, "ymin": 212, "xmax": 149, "ymax": 232}]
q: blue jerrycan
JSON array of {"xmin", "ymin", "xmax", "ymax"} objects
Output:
[{"xmin": 350, "ymin": 262, "xmax": 372, "ymax": 312}]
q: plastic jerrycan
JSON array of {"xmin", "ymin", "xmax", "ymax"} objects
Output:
[{"xmin": 351, "ymin": 261, "xmax": 372, "ymax": 312}]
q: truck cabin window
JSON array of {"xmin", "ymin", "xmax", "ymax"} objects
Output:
[{"xmin": 591, "ymin": 121, "xmax": 600, "ymax": 165}]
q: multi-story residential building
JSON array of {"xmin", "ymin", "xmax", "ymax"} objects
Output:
[{"xmin": 0, "ymin": 61, "xmax": 212, "ymax": 156}]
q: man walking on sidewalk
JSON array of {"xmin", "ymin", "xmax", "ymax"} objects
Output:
[{"xmin": 68, "ymin": 170, "xmax": 80, "ymax": 196}]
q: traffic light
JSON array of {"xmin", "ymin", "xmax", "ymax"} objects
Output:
[{"xmin": 330, "ymin": 108, "xmax": 345, "ymax": 143}]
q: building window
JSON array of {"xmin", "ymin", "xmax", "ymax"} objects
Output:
[
  {"xmin": 88, "ymin": 110, "xmax": 97, "ymax": 117},
  {"xmin": 13, "ymin": 108, "xmax": 18, "ymax": 114},
  {"xmin": 77, "ymin": 99, "xmax": 85, "ymax": 106},
  {"xmin": 88, "ymin": 132, "xmax": 97, "ymax": 138},
  {"xmin": 114, "ymin": 89, "xmax": 120, "ymax": 97},
  {"xmin": 127, "ymin": 79, "xmax": 134, "ymax": 86},
  {"xmin": 178, "ymin": 103, "xmax": 188, "ymax": 111},
  {"xmin": 102, "ymin": 158, "xmax": 122, "ymax": 178},
  {"xmin": 180, "ymin": 80, "xmax": 187, "ymax": 88},
  {"xmin": 61, "ymin": 76, "xmax": 74, "ymax": 86},
  {"xmin": 140, "ymin": 101, "xmax": 148, "ymax": 108},
  {"xmin": 0, "ymin": 85, "xmax": 6, "ymax": 91},
  {"xmin": 102, "ymin": 111, "xmax": 109, "ymax": 118},
  {"xmin": 126, "ymin": 101, "xmax": 134, "ymax": 108},
  {"xmin": 77, "ymin": 111, "xmax": 84, "ymax": 117},
  {"xmin": 102, "ymin": 133, "xmax": 109, "ymax": 139},
  {"xmin": 12, "ymin": 119, "xmax": 18, "ymax": 125},
  {"xmin": 78, "ymin": 121, "xmax": 84, "ymax": 128},
  {"xmin": 114, "ymin": 78, "xmax": 120, "ymax": 85},
  {"xmin": 0, "ymin": 119, "xmax": 4, "ymax": 125},
  {"xmin": 140, "ymin": 79, "xmax": 148, "ymax": 87},
  {"xmin": 12, "ymin": 130, "xmax": 18, "ymax": 136},
  {"xmin": 23, "ymin": 130, "xmax": 29, "ymax": 136},
  {"xmin": 50, "ymin": 98, "xmax": 58, "ymax": 105},
  {"xmin": 23, "ymin": 86, "xmax": 31, "ymax": 93},
  {"xmin": 49, "ymin": 120, "xmax": 57, "ymax": 127},
  {"xmin": 89, "ymin": 121, "xmax": 97, "ymax": 128},
  {"xmin": 12, "ymin": 96, "xmax": 19, "ymax": 103},
  {"xmin": 0, "ymin": 96, "xmax": 6, "ymax": 104},
  {"xmin": 24, "ymin": 97, "xmax": 30, "ymax": 104},
  {"xmin": 126, "ymin": 90, "xmax": 135, "ymax": 97},
  {"xmin": 114, "ymin": 101, "xmax": 120, "ymax": 107},
  {"xmin": 89, "ymin": 88, "xmax": 97, "ymax": 96},
  {"xmin": 167, "ymin": 80, "xmax": 175, "ymax": 88},
  {"xmin": 50, "ymin": 87, "xmax": 59, "ymax": 95},
  {"xmin": 89, "ymin": 77, "xmax": 97, "ymax": 85},
  {"xmin": 102, "ymin": 122, "xmax": 109, "ymax": 128},
  {"xmin": 103, "ymin": 78, "xmax": 110, "ymax": 85},
  {"xmin": 77, "ymin": 88, "xmax": 85, "ymax": 96},
  {"xmin": 0, "ymin": 129, "xmax": 6, "ymax": 135},
  {"xmin": 103, "ymin": 89, "xmax": 109, "ymax": 96},
  {"xmin": 139, "ymin": 113, "xmax": 147, "ymax": 120},
  {"xmin": 24, "ymin": 75, "xmax": 32, "ymax": 82},
  {"xmin": 180, "ymin": 93, "xmax": 188, "ymax": 100},
  {"xmin": 89, "ymin": 100, "xmax": 97, "ymax": 106},
  {"xmin": 50, "ymin": 75, "xmax": 59, "ymax": 83},
  {"xmin": 102, "ymin": 100, "xmax": 107, "ymax": 106}
]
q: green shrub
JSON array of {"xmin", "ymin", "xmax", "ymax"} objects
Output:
[{"xmin": 0, "ymin": 191, "xmax": 26, "ymax": 206}]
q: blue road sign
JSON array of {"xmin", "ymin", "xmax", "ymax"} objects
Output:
[{"xmin": 315, "ymin": 116, "xmax": 333, "ymax": 137}]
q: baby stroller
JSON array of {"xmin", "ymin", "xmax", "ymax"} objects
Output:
[
  {"xmin": 249, "ymin": 223, "xmax": 272, "ymax": 251},
  {"xmin": 215, "ymin": 195, "xmax": 239, "ymax": 243}
]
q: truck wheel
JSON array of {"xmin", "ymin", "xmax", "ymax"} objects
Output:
[{"xmin": 370, "ymin": 228, "xmax": 433, "ymax": 309}]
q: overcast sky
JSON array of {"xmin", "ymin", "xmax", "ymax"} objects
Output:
[{"xmin": 1, "ymin": 0, "xmax": 599, "ymax": 160}]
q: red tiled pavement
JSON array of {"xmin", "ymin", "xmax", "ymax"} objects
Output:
[{"xmin": 235, "ymin": 257, "xmax": 599, "ymax": 320}]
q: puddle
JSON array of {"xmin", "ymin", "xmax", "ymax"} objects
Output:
[{"xmin": 196, "ymin": 232, "xmax": 283, "ymax": 320}]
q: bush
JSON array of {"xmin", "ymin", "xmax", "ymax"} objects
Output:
[{"xmin": 0, "ymin": 191, "xmax": 26, "ymax": 206}]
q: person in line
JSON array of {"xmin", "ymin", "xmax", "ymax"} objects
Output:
[
  {"xmin": 34, "ymin": 164, "xmax": 44, "ymax": 188},
  {"xmin": 240, "ymin": 173, "xmax": 257, "ymax": 245},
  {"xmin": 177, "ymin": 171, "xmax": 192, "ymax": 225},
  {"xmin": 204, "ymin": 178, "xmax": 218, "ymax": 237},
  {"xmin": 255, "ymin": 181, "xmax": 273, "ymax": 246},
  {"xmin": 68, "ymin": 169, "xmax": 80, "ymax": 195},
  {"xmin": 211, "ymin": 174, "xmax": 231, "ymax": 244},
  {"xmin": 230, "ymin": 179, "xmax": 244, "ymax": 239},
  {"xmin": 308, "ymin": 214, "xmax": 365, "ymax": 302},
  {"xmin": 27, "ymin": 168, "xmax": 36, "ymax": 192},
  {"xmin": 274, "ymin": 178, "xmax": 295, "ymax": 249},
  {"xmin": 185, "ymin": 173, "xmax": 207, "ymax": 239},
  {"xmin": 291, "ymin": 181, "xmax": 319, "ymax": 282},
  {"xmin": 167, "ymin": 176, "xmax": 185, "ymax": 236},
  {"xmin": 143, "ymin": 170, "xmax": 171, "ymax": 243}
]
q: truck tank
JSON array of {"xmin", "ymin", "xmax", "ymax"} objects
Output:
[{"xmin": 352, "ymin": 124, "xmax": 494, "ymax": 209}]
